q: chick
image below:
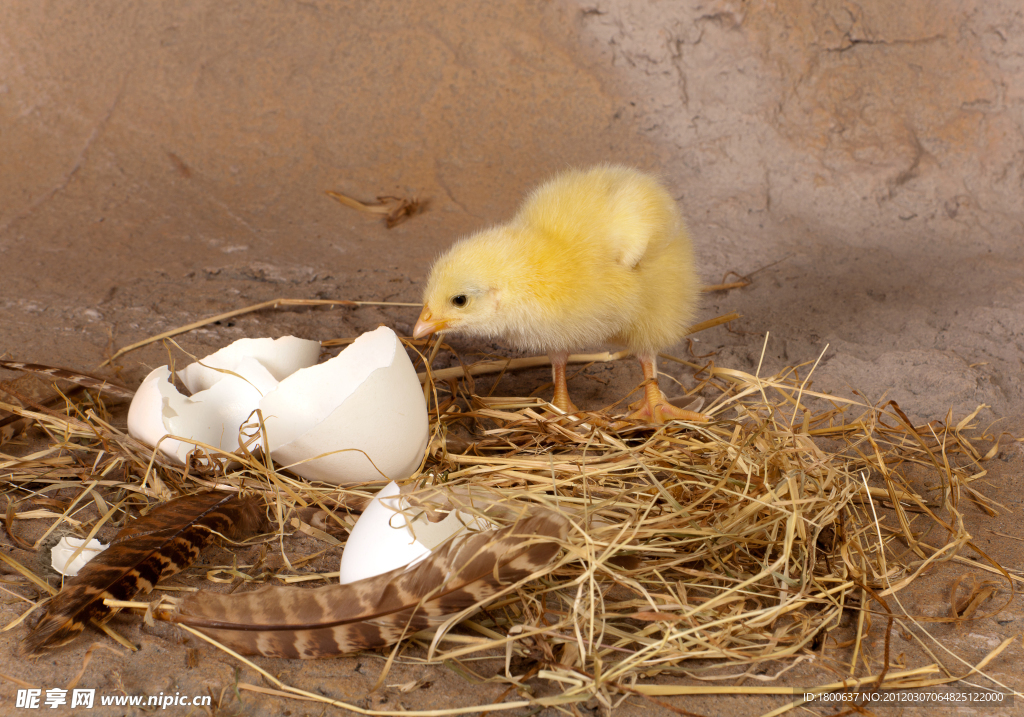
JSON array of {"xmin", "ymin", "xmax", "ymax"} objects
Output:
[{"xmin": 413, "ymin": 165, "xmax": 708, "ymax": 423}]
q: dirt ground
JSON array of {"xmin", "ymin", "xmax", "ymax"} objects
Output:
[{"xmin": 2, "ymin": 1, "xmax": 1023, "ymax": 715}]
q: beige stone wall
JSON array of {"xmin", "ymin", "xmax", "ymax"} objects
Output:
[
  {"xmin": 575, "ymin": 0, "xmax": 1023, "ymax": 235},
  {"xmin": 1, "ymin": 0, "xmax": 1022, "ymax": 417}
]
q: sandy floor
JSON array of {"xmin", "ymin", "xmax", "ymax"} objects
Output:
[{"xmin": 2, "ymin": 1, "xmax": 1023, "ymax": 715}]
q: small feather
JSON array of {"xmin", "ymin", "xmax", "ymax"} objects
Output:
[
  {"xmin": 24, "ymin": 491, "xmax": 265, "ymax": 653},
  {"xmin": 169, "ymin": 511, "xmax": 567, "ymax": 658}
]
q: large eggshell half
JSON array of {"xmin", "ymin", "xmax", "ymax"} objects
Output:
[
  {"xmin": 261, "ymin": 327, "xmax": 428, "ymax": 484},
  {"xmin": 51, "ymin": 536, "xmax": 107, "ymax": 576},
  {"xmin": 339, "ymin": 482, "xmax": 493, "ymax": 584},
  {"xmin": 127, "ymin": 336, "xmax": 321, "ymax": 463}
]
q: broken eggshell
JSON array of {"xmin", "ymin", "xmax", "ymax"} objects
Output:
[
  {"xmin": 261, "ymin": 326, "xmax": 429, "ymax": 484},
  {"xmin": 127, "ymin": 336, "xmax": 321, "ymax": 463},
  {"xmin": 178, "ymin": 337, "xmax": 321, "ymax": 394},
  {"xmin": 51, "ymin": 537, "xmax": 107, "ymax": 576},
  {"xmin": 127, "ymin": 328, "xmax": 429, "ymax": 485},
  {"xmin": 339, "ymin": 482, "xmax": 493, "ymax": 584},
  {"xmin": 127, "ymin": 366, "xmax": 191, "ymax": 462}
]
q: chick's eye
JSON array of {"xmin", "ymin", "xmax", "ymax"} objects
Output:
[{"xmin": 451, "ymin": 294, "xmax": 468, "ymax": 307}]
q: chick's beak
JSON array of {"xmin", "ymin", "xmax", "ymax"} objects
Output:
[{"xmin": 413, "ymin": 307, "xmax": 448, "ymax": 339}]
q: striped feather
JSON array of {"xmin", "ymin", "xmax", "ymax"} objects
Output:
[
  {"xmin": 24, "ymin": 491, "xmax": 265, "ymax": 653},
  {"xmin": 169, "ymin": 511, "xmax": 567, "ymax": 658},
  {"xmin": 0, "ymin": 360, "xmax": 135, "ymax": 400}
]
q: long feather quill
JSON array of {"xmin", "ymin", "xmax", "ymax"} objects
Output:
[
  {"xmin": 25, "ymin": 491, "xmax": 265, "ymax": 653},
  {"xmin": 167, "ymin": 511, "xmax": 567, "ymax": 658}
]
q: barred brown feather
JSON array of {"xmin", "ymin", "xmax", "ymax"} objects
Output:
[
  {"xmin": 0, "ymin": 360, "xmax": 135, "ymax": 399},
  {"xmin": 24, "ymin": 491, "xmax": 265, "ymax": 653},
  {"xmin": 169, "ymin": 511, "xmax": 567, "ymax": 658}
]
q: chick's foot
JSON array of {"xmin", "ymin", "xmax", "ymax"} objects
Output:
[
  {"xmin": 627, "ymin": 390, "xmax": 709, "ymax": 423},
  {"xmin": 551, "ymin": 390, "xmax": 579, "ymax": 415},
  {"xmin": 628, "ymin": 355, "xmax": 710, "ymax": 424}
]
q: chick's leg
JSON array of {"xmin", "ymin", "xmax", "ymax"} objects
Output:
[
  {"xmin": 628, "ymin": 354, "xmax": 710, "ymax": 423},
  {"xmin": 549, "ymin": 351, "xmax": 578, "ymax": 414}
]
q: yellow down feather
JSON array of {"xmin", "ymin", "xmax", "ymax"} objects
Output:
[{"xmin": 419, "ymin": 165, "xmax": 700, "ymax": 356}]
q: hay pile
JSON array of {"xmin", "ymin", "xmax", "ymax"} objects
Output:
[{"xmin": 0, "ymin": 318, "xmax": 1017, "ymax": 714}]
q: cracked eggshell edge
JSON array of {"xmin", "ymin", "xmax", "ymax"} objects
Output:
[
  {"xmin": 127, "ymin": 337, "xmax": 322, "ymax": 464},
  {"xmin": 339, "ymin": 482, "xmax": 431, "ymax": 584},
  {"xmin": 262, "ymin": 327, "xmax": 429, "ymax": 485},
  {"xmin": 128, "ymin": 364, "xmax": 268, "ymax": 462},
  {"xmin": 127, "ymin": 366, "xmax": 190, "ymax": 463},
  {"xmin": 179, "ymin": 336, "xmax": 321, "ymax": 394}
]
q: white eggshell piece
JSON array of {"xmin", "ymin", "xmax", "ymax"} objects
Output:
[
  {"xmin": 51, "ymin": 536, "xmax": 106, "ymax": 576},
  {"xmin": 339, "ymin": 482, "xmax": 493, "ymax": 584},
  {"xmin": 179, "ymin": 337, "xmax": 321, "ymax": 394},
  {"xmin": 127, "ymin": 336, "xmax": 321, "ymax": 463},
  {"xmin": 339, "ymin": 482, "xmax": 431, "ymax": 584},
  {"xmin": 127, "ymin": 366, "xmax": 190, "ymax": 463},
  {"xmin": 262, "ymin": 326, "xmax": 429, "ymax": 484},
  {"xmin": 165, "ymin": 370, "xmax": 268, "ymax": 457},
  {"xmin": 128, "ymin": 364, "xmax": 264, "ymax": 462}
]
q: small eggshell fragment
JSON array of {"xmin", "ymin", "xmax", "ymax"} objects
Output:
[
  {"xmin": 262, "ymin": 327, "xmax": 428, "ymax": 484},
  {"xmin": 339, "ymin": 482, "xmax": 493, "ymax": 584},
  {"xmin": 51, "ymin": 537, "xmax": 106, "ymax": 576}
]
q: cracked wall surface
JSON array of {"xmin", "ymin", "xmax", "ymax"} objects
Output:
[
  {"xmin": 576, "ymin": 0, "xmax": 1023, "ymax": 225},
  {"xmin": 571, "ymin": 0, "xmax": 1024, "ymax": 419}
]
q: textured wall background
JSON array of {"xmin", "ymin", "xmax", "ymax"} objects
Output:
[
  {"xmin": 2, "ymin": 2, "xmax": 1020, "ymax": 422},
  {"xmin": 1, "ymin": 1, "xmax": 1023, "ymax": 712},
  {"xmin": 573, "ymin": 0, "xmax": 1024, "ymax": 419},
  {"xmin": 4, "ymin": 3, "xmax": 1021, "ymax": 252}
]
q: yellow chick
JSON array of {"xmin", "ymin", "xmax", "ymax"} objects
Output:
[{"xmin": 413, "ymin": 165, "xmax": 708, "ymax": 423}]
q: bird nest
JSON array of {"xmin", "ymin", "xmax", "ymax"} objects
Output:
[{"xmin": 0, "ymin": 316, "xmax": 1016, "ymax": 715}]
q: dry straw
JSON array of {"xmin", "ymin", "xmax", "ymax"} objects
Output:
[{"xmin": 1, "ymin": 312, "xmax": 1018, "ymax": 715}]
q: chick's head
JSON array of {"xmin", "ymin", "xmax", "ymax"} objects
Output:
[{"xmin": 413, "ymin": 229, "xmax": 510, "ymax": 341}]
